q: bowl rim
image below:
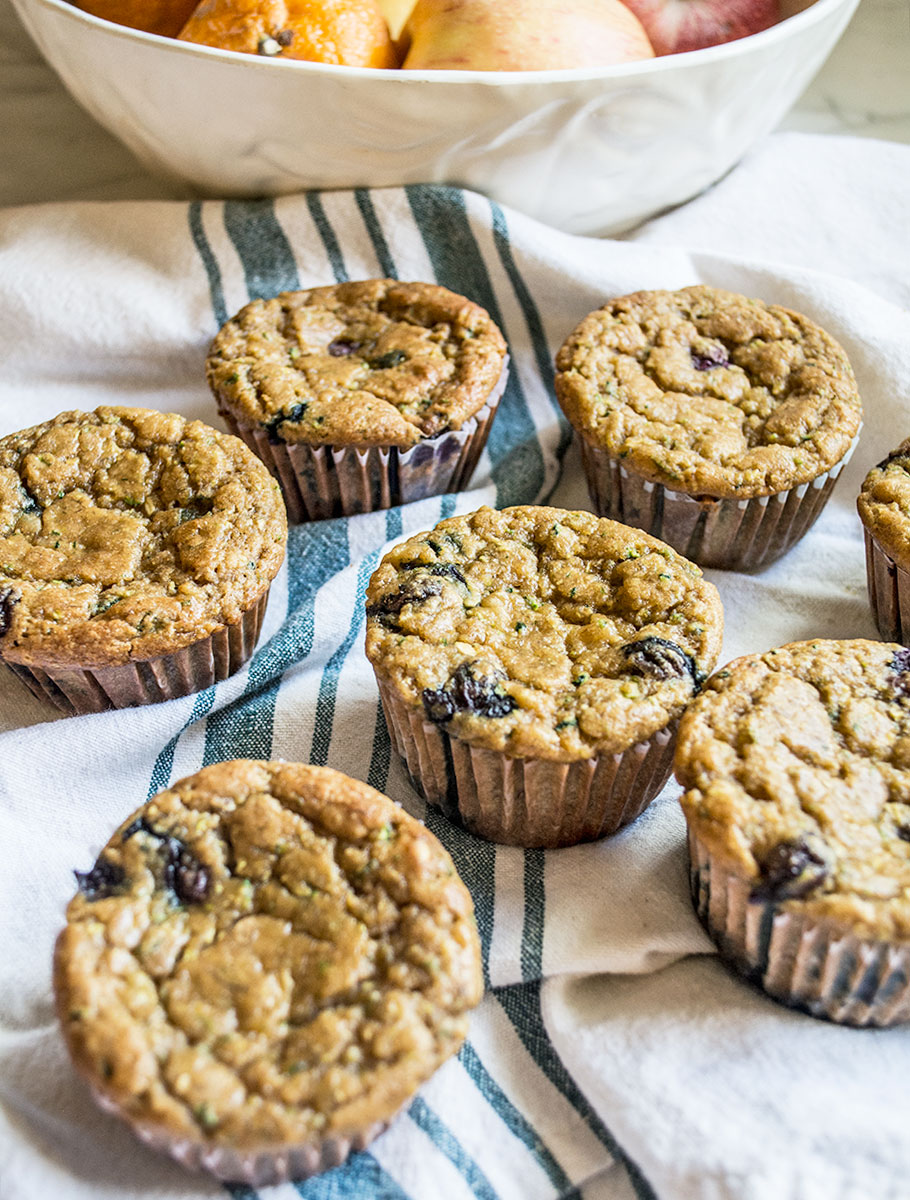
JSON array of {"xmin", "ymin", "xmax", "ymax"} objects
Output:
[{"xmin": 16, "ymin": 0, "xmax": 855, "ymax": 83}]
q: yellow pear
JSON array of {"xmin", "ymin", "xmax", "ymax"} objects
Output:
[
  {"xmin": 401, "ymin": 0, "xmax": 655, "ymax": 71},
  {"xmin": 378, "ymin": 0, "xmax": 416, "ymax": 38}
]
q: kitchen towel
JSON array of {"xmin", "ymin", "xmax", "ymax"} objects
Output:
[{"xmin": 2, "ymin": 133, "xmax": 910, "ymax": 1200}]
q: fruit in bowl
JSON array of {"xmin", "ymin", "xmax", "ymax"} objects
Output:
[
  {"xmin": 399, "ymin": 0, "xmax": 656, "ymax": 71},
  {"xmin": 15, "ymin": 0, "xmax": 860, "ymax": 236},
  {"xmin": 74, "ymin": 0, "xmax": 197, "ymax": 36},
  {"xmin": 177, "ymin": 0, "xmax": 398, "ymax": 65},
  {"xmin": 620, "ymin": 0, "xmax": 780, "ymax": 55},
  {"xmin": 69, "ymin": 0, "xmax": 785, "ymax": 64}
]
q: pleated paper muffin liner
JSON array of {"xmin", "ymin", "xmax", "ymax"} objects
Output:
[
  {"xmin": 578, "ymin": 434, "xmax": 860, "ymax": 572},
  {"xmin": 863, "ymin": 527, "xmax": 910, "ymax": 645},
  {"xmin": 218, "ymin": 361, "xmax": 508, "ymax": 523},
  {"xmin": 3, "ymin": 589, "xmax": 269, "ymax": 716},
  {"xmin": 90, "ymin": 1083, "xmax": 388, "ymax": 1186},
  {"xmin": 687, "ymin": 828, "xmax": 910, "ymax": 1027},
  {"xmin": 376, "ymin": 680, "xmax": 676, "ymax": 848}
]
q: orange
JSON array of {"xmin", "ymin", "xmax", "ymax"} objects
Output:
[
  {"xmin": 177, "ymin": 0, "xmax": 399, "ymax": 67},
  {"xmin": 75, "ymin": 0, "xmax": 199, "ymax": 37}
]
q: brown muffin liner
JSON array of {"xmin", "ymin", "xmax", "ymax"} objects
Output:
[
  {"xmin": 863, "ymin": 527, "xmax": 910, "ymax": 644},
  {"xmin": 376, "ymin": 679, "xmax": 676, "ymax": 848},
  {"xmin": 90, "ymin": 1083, "xmax": 388, "ymax": 1185},
  {"xmin": 578, "ymin": 434, "xmax": 859, "ymax": 571},
  {"xmin": 687, "ymin": 828, "xmax": 910, "ymax": 1027},
  {"xmin": 218, "ymin": 361, "xmax": 509, "ymax": 523},
  {"xmin": 3, "ymin": 590, "xmax": 269, "ymax": 716}
]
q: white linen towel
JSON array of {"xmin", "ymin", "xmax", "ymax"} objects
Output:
[{"xmin": 1, "ymin": 133, "xmax": 910, "ymax": 1200}]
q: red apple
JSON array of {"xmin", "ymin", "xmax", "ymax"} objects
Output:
[{"xmin": 619, "ymin": 0, "xmax": 780, "ymax": 56}]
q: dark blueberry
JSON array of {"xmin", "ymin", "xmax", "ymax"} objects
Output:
[
  {"xmin": 19, "ymin": 485, "xmax": 42, "ymax": 515},
  {"xmin": 178, "ymin": 495, "xmax": 214, "ymax": 523},
  {"xmin": 897, "ymin": 824, "xmax": 910, "ymax": 843},
  {"xmin": 399, "ymin": 561, "xmax": 467, "ymax": 587},
  {"xmin": 369, "ymin": 350, "xmax": 407, "ymax": 370},
  {"xmin": 328, "ymin": 338, "xmax": 360, "ymax": 357},
  {"xmin": 367, "ymin": 577, "xmax": 446, "ymax": 625},
  {"xmin": 0, "ymin": 588, "xmax": 18, "ymax": 638},
  {"xmin": 622, "ymin": 636, "xmax": 701, "ymax": 688},
  {"xmin": 888, "ymin": 649, "xmax": 910, "ymax": 698},
  {"xmin": 74, "ymin": 855, "xmax": 126, "ymax": 901},
  {"xmin": 120, "ymin": 819, "xmax": 209, "ymax": 904},
  {"xmin": 275, "ymin": 27, "xmax": 294, "ymax": 45},
  {"xmin": 875, "ymin": 447, "xmax": 909, "ymax": 472},
  {"xmin": 750, "ymin": 838, "xmax": 829, "ymax": 902},
  {"xmin": 264, "ymin": 403, "xmax": 309, "ymax": 444},
  {"xmin": 121, "ymin": 816, "xmax": 155, "ymax": 841},
  {"xmin": 691, "ymin": 345, "xmax": 729, "ymax": 371},
  {"xmin": 422, "ymin": 662, "xmax": 516, "ymax": 724},
  {"xmin": 161, "ymin": 837, "xmax": 210, "ymax": 905},
  {"xmin": 422, "ymin": 685, "xmax": 457, "ymax": 724}
]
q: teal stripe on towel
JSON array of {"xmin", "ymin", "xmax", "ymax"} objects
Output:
[
  {"xmin": 188, "ymin": 200, "xmax": 228, "ymax": 328},
  {"xmin": 310, "ymin": 551, "xmax": 381, "ymax": 767},
  {"xmin": 458, "ymin": 1040, "xmax": 572, "ymax": 1194},
  {"xmin": 488, "ymin": 201, "xmax": 571, "ymax": 459},
  {"xmin": 496, "ymin": 981, "xmax": 657, "ymax": 1200},
  {"xmin": 295, "ymin": 1152, "xmax": 411, "ymax": 1200},
  {"xmin": 306, "ymin": 192, "xmax": 349, "ymax": 282},
  {"xmin": 404, "ymin": 184, "xmax": 545, "ymax": 509},
  {"xmin": 355, "ymin": 188, "xmax": 398, "ymax": 280},
  {"xmin": 224, "ymin": 198, "xmax": 300, "ymax": 298},
  {"xmin": 521, "ymin": 848, "xmax": 545, "ymax": 983},
  {"xmin": 408, "ymin": 1096, "xmax": 499, "ymax": 1200},
  {"xmin": 146, "ymin": 687, "xmax": 215, "ymax": 798}
]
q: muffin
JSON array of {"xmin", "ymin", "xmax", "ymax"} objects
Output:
[
  {"xmin": 555, "ymin": 285, "xmax": 862, "ymax": 571},
  {"xmin": 675, "ymin": 639, "xmax": 910, "ymax": 1026},
  {"xmin": 54, "ymin": 760, "xmax": 483, "ymax": 1184},
  {"xmin": 0, "ymin": 406, "xmax": 286, "ymax": 714},
  {"xmin": 178, "ymin": 0, "xmax": 398, "ymax": 67},
  {"xmin": 857, "ymin": 438, "xmax": 910, "ymax": 644},
  {"xmin": 365, "ymin": 505, "xmax": 723, "ymax": 847},
  {"xmin": 206, "ymin": 279, "xmax": 509, "ymax": 522}
]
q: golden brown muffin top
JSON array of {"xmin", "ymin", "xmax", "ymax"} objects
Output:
[
  {"xmin": 365, "ymin": 505, "xmax": 724, "ymax": 760},
  {"xmin": 206, "ymin": 279, "xmax": 508, "ymax": 449},
  {"xmin": 55, "ymin": 760, "xmax": 482, "ymax": 1149},
  {"xmin": 0, "ymin": 407, "xmax": 287, "ymax": 668},
  {"xmin": 857, "ymin": 438, "xmax": 910, "ymax": 572},
  {"xmin": 555, "ymin": 286, "xmax": 862, "ymax": 498},
  {"xmin": 676, "ymin": 639, "xmax": 910, "ymax": 941}
]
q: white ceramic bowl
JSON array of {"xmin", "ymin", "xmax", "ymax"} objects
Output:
[{"xmin": 12, "ymin": 0, "xmax": 858, "ymax": 235}]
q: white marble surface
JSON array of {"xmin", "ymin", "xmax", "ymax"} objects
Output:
[
  {"xmin": 0, "ymin": 0, "xmax": 908, "ymax": 210},
  {"xmin": 780, "ymin": 0, "xmax": 910, "ymax": 143}
]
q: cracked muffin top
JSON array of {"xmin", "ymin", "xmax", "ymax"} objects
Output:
[
  {"xmin": 676, "ymin": 639, "xmax": 910, "ymax": 940},
  {"xmin": 206, "ymin": 279, "xmax": 509, "ymax": 449},
  {"xmin": 54, "ymin": 760, "xmax": 482, "ymax": 1149},
  {"xmin": 0, "ymin": 407, "xmax": 287, "ymax": 668},
  {"xmin": 554, "ymin": 285, "xmax": 862, "ymax": 498},
  {"xmin": 857, "ymin": 437, "xmax": 910, "ymax": 572},
  {"xmin": 365, "ymin": 505, "xmax": 724, "ymax": 760}
]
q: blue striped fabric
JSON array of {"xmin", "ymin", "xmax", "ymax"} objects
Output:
[{"xmin": 144, "ymin": 185, "xmax": 655, "ymax": 1200}]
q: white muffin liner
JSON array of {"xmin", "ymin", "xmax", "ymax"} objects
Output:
[
  {"xmin": 687, "ymin": 828, "xmax": 910, "ymax": 1027},
  {"xmin": 863, "ymin": 527, "xmax": 910, "ymax": 645},
  {"xmin": 90, "ymin": 1083, "xmax": 388, "ymax": 1186},
  {"xmin": 3, "ymin": 589, "xmax": 269, "ymax": 716},
  {"xmin": 218, "ymin": 360, "xmax": 508, "ymax": 523},
  {"xmin": 578, "ymin": 434, "xmax": 860, "ymax": 571},
  {"xmin": 376, "ymin": 679, "xmax": 676, "ymax": 848}
]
